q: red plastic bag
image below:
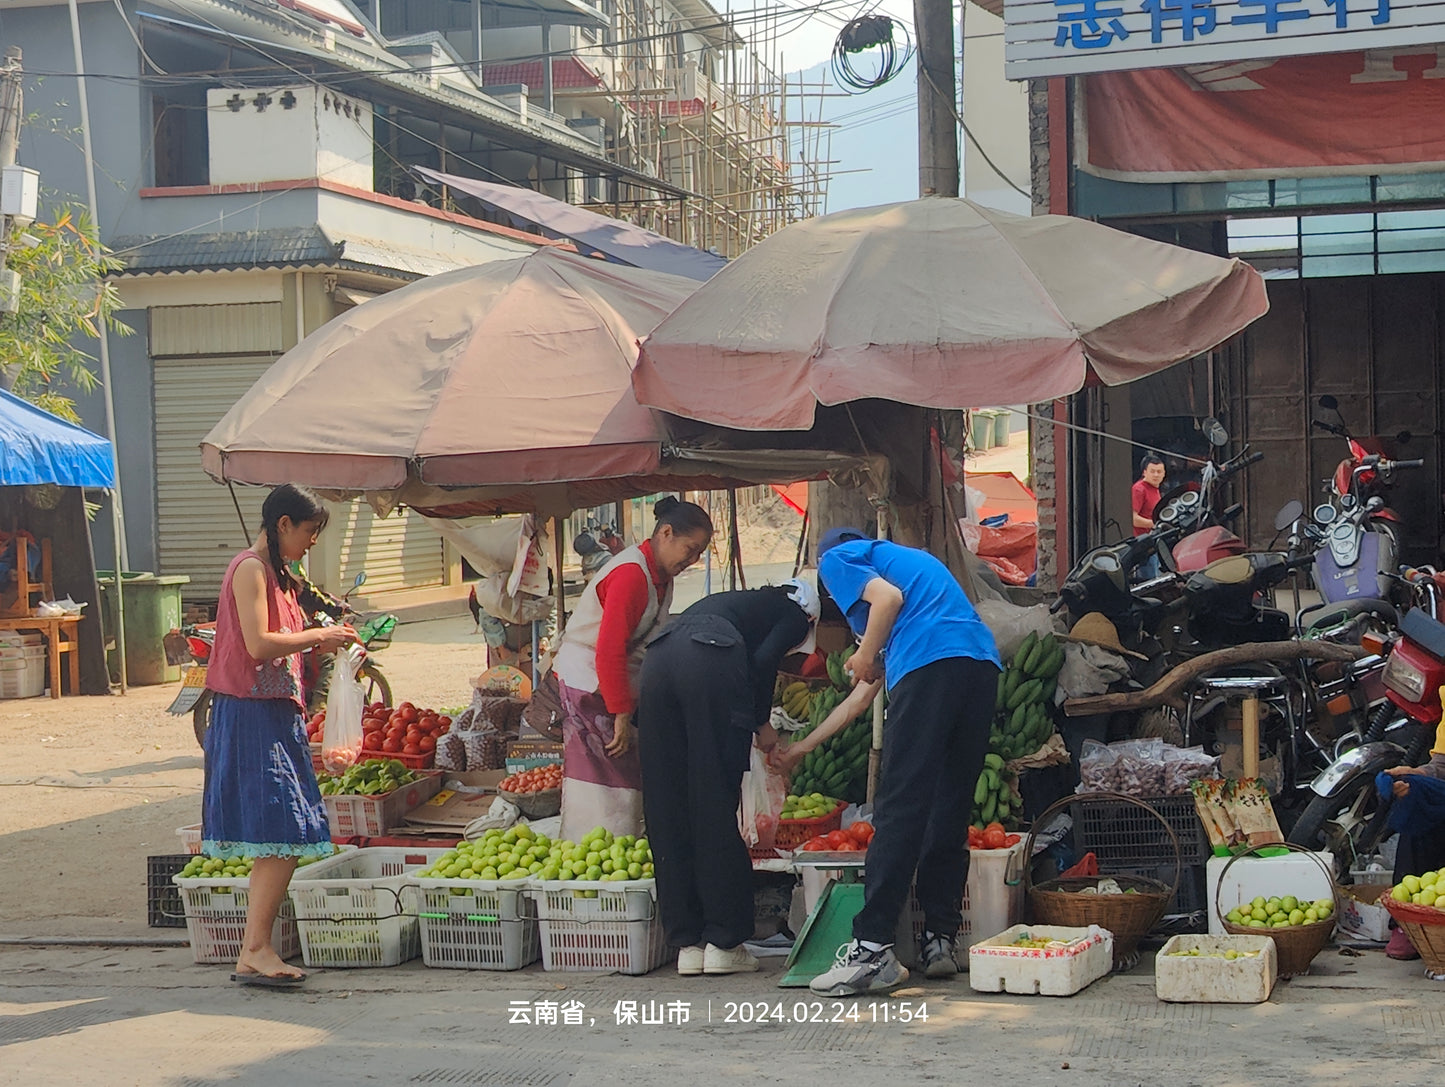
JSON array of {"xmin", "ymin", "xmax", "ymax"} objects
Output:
[{"xmin": 1061, "ymin": 851, "xmax": 1099, "ymax": 879}]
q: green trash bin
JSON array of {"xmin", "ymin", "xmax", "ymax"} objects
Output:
[
  {"xmin": 973, "ymin": 409, "xmax": 1000, "ymax": 450},
  {"xmin": 992, "ymin": 408, "xmax": 1013, "ymax": 449},
  {"xmin": 97, "ymin": 572, "xmax": 190, "ymax": 686}
]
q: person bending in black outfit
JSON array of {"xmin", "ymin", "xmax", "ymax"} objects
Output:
[{"xmin": 638, "ymin": 579, "xmax": 824, "ymax": 977}]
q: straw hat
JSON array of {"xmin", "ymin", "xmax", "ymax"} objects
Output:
[{"xmin": 1059, "ymin": 613, "xmax": 1147, "ymax": 661}]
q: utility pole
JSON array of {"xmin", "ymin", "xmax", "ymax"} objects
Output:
[
  {"xmin": 0, "ymin": 46, "xmax": 23, "ymax": 293},
  {"xmin": 913, "ymin": 0, "xmax": 959, "ymax": 197}
]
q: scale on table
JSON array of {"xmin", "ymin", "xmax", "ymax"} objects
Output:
[{"xmin": 779, "ymin": 852, "xmax": 869, "ymax": 988}]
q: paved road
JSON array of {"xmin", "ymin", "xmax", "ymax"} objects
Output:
[{"xmin": 2, "ymin": 940, "xmax": 1440, "ymax": 1086}]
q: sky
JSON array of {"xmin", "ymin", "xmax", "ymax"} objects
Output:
[{"xmin": 720, "ymin": 0, "xmax": 921, "ymax": 211}]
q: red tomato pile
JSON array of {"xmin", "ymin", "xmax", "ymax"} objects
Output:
[
  {"xmin": 969, "ymin": 821, "xmax": 1022, "ymax": 850},
  {"xmin": 360, "ymin": 702, "xmax": 453, "ymax": 757},
  {"xmin": 500, "ymin": 763, "xmax": 563, "ymax": 793},
  {"xmin": 800, "ymin": 821, "xmax": 875, "ymax": 852}
]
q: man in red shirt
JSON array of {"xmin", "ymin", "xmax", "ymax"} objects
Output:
[{"xmin": 1131, "ymin": 454, "xmax": 1166, "ymax": 579}]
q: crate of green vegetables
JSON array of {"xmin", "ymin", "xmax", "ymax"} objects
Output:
[{"xmin": 318, "ymin": 758, "xmax": 442, "ymax": 837}]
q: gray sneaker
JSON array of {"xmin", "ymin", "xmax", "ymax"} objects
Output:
[
  {"xmin": 919, "ymin": 932, "xmax": 958, "ymax": 980},
  {"xmin": 809, "ymin": 941, "xmax": 910, "ymax": 997}
]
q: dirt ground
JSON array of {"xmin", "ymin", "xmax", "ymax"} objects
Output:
[{"xmin": 0, "ymin": 612, "xmax": 494, "ymax": 939}]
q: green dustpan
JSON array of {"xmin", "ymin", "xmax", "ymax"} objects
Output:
[{"xmin": 779, "ymin": 880, "xmax": 865, "ymax": 988}]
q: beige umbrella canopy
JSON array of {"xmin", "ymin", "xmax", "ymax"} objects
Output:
[
  {"xmin": 633, "ymin": 197, "xmax": 1269, "ymax": 431},
  {"xmin": 200, "ymin": 248, "xmax": 873, "ymax": 517}
]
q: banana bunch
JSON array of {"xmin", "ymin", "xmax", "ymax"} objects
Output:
[
  {"xmin": 790, "ymin": 712, "xmax": 871, "ymax": 803},
  {"xmin": 989, "ymin": 631, "xmax": 1065, "ymax": 763},
  {"xmin": 825, "ymin": 646, "xmax": 857, "ymax": 690},
  {"xmin": 777, "ymin": 680, "xmax": 815, "ymax": 722},
  {"xmin": 971, "ymin": 752, "xmax": 1022, "ymax": 828}
]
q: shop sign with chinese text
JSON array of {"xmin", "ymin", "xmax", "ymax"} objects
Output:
[{"xmin": 1004, "ymin": 0, "xmax": 1444, "ymax": 77}]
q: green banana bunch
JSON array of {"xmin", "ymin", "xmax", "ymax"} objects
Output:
[{"xmin": 987, "ymin": 632, "xmax": 1065, "ymax": 766}]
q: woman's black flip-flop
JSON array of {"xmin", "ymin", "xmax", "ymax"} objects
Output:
[{"xmin": 230, "ymin": 972, "xmax": 306, "ymax": 988}]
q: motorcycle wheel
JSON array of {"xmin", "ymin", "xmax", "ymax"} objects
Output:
[
  {"xmin": 1288, "ymin": 774, "xmax": 1393, "ymax": 878},
  {"xmin": 359, "ymin": 662, "xmax": 392, "ymax": 709},
  {"xmin": 192, "ymin": 690, "xmax": 213, "ymax": 749}
]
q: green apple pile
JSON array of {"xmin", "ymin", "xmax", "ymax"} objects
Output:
[
  {"xmin": 412, "ymin": 824, "xmax": 654, "ymax": 884},
  {"xmin": 1225, "ymin": 894, "xmax": 1333, "ymax": 928},
  {"xmin": 1391, "ymin": 870, "xmax": 1445, "ymax": 906},
  {"xmin": 1164, "ymin": 948, "xmax": 1261, "ymax": 959},
  {"xmin": 781, "ymin": 793, "xmax": 841, "ymax": 820},
  {"xmin": 316, "ymin": 758, "xmax": 422, "ymax": 797},
  {"xmin": 178, "ymin": 848, "xmax": 340, "ymax": 879}
]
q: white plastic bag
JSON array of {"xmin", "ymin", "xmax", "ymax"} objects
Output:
[
  {"xmin": 739, "ymin": 743, "xmax": 788, "ymax": 848},
  {"xmin": 321, "ymin": 645, "xmax": 365, "ymax": 774}
]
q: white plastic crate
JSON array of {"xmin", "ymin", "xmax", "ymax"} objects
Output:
[
  {"xmin": 172, "ymin": 874, "xmax": 301, "ymax": 964},
  {"xmin": 322, "ymin": 775, "xmax": 442, "ymax": 838},
  {"xmin": 410, "ymin": 876, "xmax": 540, "ymax": 970},
  {"xmin": 1155, "ymin": 934, "xmax": 1277, "ymax": 1003},
  {"xmin": 968, "ymin": 924, "xmax": 1113, "ymax": 996},
  {"xmin": 533, "ymin": 879, "xmax": 669, "ymax": 975},
  {"xmin": 892, "ymin": 840, "xmax": 1028, "ymax": 967},
  {"xmin": 288, "ymin": 847, "xmax": 452, "ymax": 968},
  {"xmin": 0, "ymin": 647, "xmax": 45, "ymax": 699}
]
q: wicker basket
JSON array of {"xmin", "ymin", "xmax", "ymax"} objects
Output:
[
  {"xmin": 499, "ymin": 786, "xmax": 561, "ymax": 820},
  {"xmin": 1382, "ymin": 897, "xmax": 1445, "ymax": 974},
  {"xmin": 1216, "ymin": 843, "xmax": 1338, "ymax": 978},
  {"xmin": 1026, "ymin": 792, "xmax": 1179, "ymax": 971}
]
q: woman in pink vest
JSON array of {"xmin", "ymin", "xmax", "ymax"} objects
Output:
[
  {"xmin": 203, "ymin": 484, "xmax": 358, "ymax": 987},
  {"xmin": 553, "ymin": 496, "xmax": 713, "ymax": 840}
]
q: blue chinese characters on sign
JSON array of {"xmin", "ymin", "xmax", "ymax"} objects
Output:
[
  {"xmin": 1053, "ymin": 0, "xmax": 1391, "ymax": 47},
  {"xmin": 1054, "ymin": 0, "xmax": 1131, "ymax": 47}
]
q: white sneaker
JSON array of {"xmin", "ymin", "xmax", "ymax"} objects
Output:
[
  {"xmin": 703, "ymin": 943, "xmax": 759, "ymax": 974},
  {"xmin": 809, "ymin": 940, "xmax": 909, "ymax": 997},
  {"xmin": 677, "ymin": 945, "xmax": 705, "ymax": 976}
]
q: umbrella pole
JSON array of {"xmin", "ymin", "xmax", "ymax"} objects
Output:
[
  {"xmin": 109, "ymin": 489, "xmax": 126, "ymax": 695},
  {"xmin": 551, "ymin": 516, "xmax": 566, "ymax": 636}
]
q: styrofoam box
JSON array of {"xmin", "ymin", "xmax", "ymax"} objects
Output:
[
  {"xmin": 968, "ymin": 924, "xmax": 1113, "ymax": 996},
  {"xmin": 288, "ymin": 847, "xmax": 452, "ymax": 968},
  {"xmin": 1155, "ymin": 934, "xmax": 1277, "ymax": 1003},
  {"xmin": 1206, "ymin": 852, "xmax": 1334, "ymax": 935}
]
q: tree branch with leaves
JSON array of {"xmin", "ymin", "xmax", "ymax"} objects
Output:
[{"xmin": 0, "ymin": 205, "xmax": 132, "ymax": 422}]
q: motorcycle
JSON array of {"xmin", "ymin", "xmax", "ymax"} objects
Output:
[
  {"xmin": 1308, "ymin": 395, "xmax": 1421, "ymax": 608},
  {"xmin": 572, "ymin": 519, "xmax": 625, "ymax": 581},
  {"xmin": 1288, "ymin": 567, "xmax": 1445, "ymax": 872},
  {"xmin": 169, "ymin": 571, "xmax": 395, "ymax": 747}
]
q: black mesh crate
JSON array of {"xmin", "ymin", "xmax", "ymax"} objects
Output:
[
  {"xmin": 148, "ymin": 854, "xmax": 190, "ymax": 928},
  {"xmin": 1070, "ymin": 793, "xmax": 1209, "ymax": 868},
  {"xmin": 1113, "ymin": 863, "xmax": 1207, "ymax": 918}
]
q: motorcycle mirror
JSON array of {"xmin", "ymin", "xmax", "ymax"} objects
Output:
[
  {"xmin": 1202, "ymin": 417, "xmax": 1229, "ymax": 447},
  {"xmin": 1397, "ymin": 430, "xmax": 1413, "ymax": 445},
  {"xmin": 1318, "ymin": 395, "xmax": 1338, "ymax": 411},
  {"xmin": 352, "ymin": 572, "xmax": 367, "ymax": 590},
  {"xmin": 1273, "ymin": 500, "xmax": 1304, "ymax": 532}
]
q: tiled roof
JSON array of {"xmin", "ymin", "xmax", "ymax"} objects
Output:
[{"xmin": 483, "ymin": 57, "xmax": 604, "ymax": 90}]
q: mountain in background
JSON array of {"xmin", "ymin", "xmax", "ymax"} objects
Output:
[{"xmin": 790, "ymin": 58, "xmax": 917, "ymax": 214}]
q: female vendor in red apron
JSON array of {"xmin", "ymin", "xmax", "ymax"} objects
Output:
[{"xmin": 552, "ymin": 497, "xmax": 713, "ymax": 840}]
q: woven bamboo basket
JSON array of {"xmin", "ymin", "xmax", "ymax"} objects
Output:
[
  {"xmin": 498, "ymin": 786, "xmax": 561, "ymax": 820},
  {"xmin": 1216, "ymin": 842, "xmax": 1338, "ymax": 978},
  {"xmin": 1383, "ymin": 897, "xmax": 1445, "ymax": 974},
  {"xmin": 1026, "ymin": 792, "xmax": 1179, "ymax": 971}
]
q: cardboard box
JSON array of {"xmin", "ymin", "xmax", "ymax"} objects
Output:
[
  {"xmin": 1339, "ymin": 884, "xmax": 1393, "ymax": 944},
  {"xmin": 403, "ymin": 787, "xmax": 501, "ymax": 832},
  {"xmin": 505, "ymin": 739, "xmax": 562, "ymax": 773}
]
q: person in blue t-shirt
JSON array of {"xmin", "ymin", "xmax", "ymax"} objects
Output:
[{"xmin": 776, "ymin": 528, "xmax": 1000, "ymax": 997}]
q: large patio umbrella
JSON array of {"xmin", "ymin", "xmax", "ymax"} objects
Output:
[
  {"xmin": 633, "ymin": 197, "xmax": 1269, "ymax": 431},
  {"xmin": 201, "ymin": 248, "xmax": 872, "ymax": 517}
]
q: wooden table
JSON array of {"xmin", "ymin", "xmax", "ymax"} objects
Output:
[{"xmin": 0, "ymin": 615, "xmax": 81, "ymax": 698}]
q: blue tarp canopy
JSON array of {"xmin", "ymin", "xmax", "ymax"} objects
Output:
[{"xmin": 0, "ymin": 388, "xmax": 116, "ymax": 488}]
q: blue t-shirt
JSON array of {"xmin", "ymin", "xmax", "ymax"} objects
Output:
[{"xmin": 818, "ymin": 540, "xmax": 1000, "ymax": 689}]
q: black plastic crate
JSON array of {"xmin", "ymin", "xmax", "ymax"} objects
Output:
[
  {"xmin": 1070, "ymin": 794, "xmax": 1209, "ymax": 868},
  {"xmin": 148, "ymin": 854, "xmax": 190, "ymax": 928},
  {"xmin": 1111, "ymin": 862, "xmax": 1207, "ymax": 919}
]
